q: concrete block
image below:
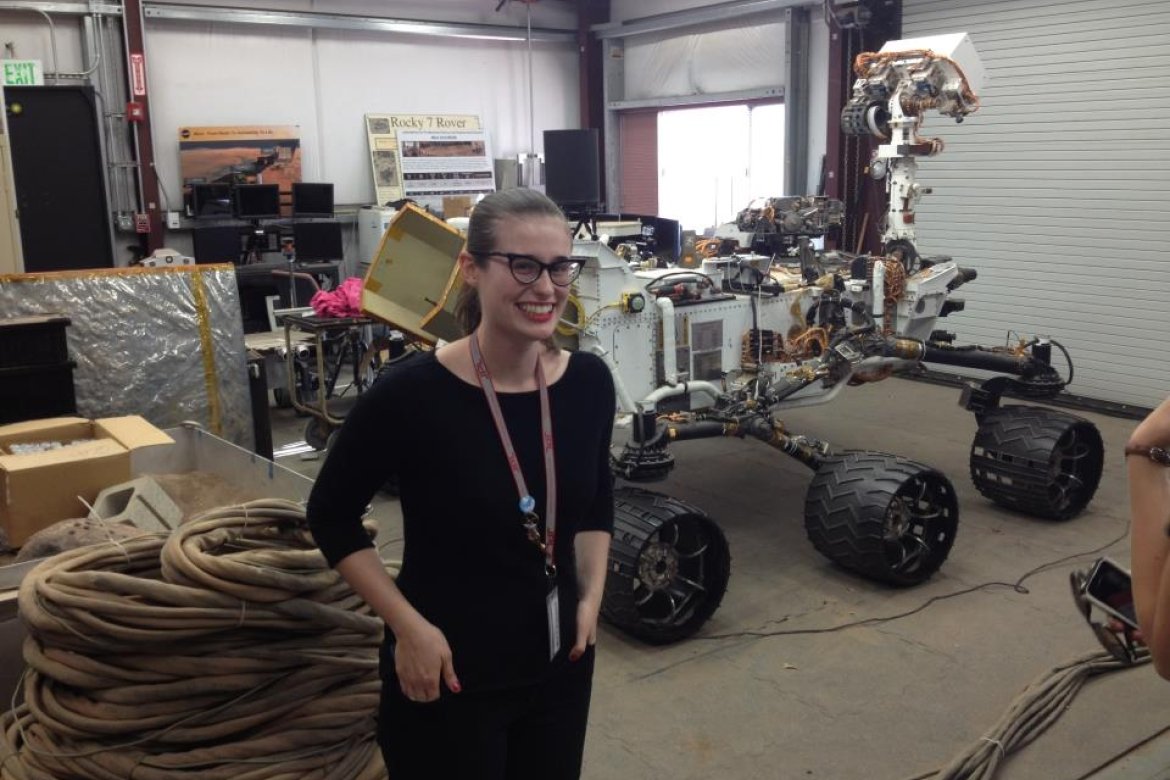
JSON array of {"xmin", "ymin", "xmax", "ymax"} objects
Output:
[{"xmin": 89, "ymin": 476, "xmax": 182, "ymax": 532}]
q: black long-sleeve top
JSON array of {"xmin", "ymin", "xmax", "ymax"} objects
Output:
[{"xmin": 307, "ymin": 349, "xmax": 615, "ymax": 692}]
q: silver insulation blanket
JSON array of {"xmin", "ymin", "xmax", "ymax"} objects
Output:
[{"xmin": 0, "ymin": 265, "xmax": 253, "ymax": 449}]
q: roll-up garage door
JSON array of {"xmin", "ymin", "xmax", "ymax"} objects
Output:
[{"xmin": 900, "ymin": 0, "xmax": 1170, "ymax": 409}]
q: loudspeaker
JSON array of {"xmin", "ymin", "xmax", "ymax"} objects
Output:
[{"xmin": 544, "ymin": 129, "xmax": 601, "ymax": 208}]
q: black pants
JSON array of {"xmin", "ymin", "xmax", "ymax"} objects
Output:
[{"xmin": 377, "ymin": 646, "xmax": 595, "ymax": 779}]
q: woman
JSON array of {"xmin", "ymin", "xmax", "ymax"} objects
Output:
[
  {"xmin": 1128, "ymin": 396, "xmax": 1170, "ymax": 677},
  {"xmin": 307, "ymin": 188, "xmax": 615, "ymax": 778}
]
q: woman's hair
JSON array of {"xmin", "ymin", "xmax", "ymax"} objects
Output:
[{"xmin": 454, "ymin": 188, "xmax": 567, "ymax": 335}]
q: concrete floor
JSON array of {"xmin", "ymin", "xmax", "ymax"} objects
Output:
[{"xmin": 272, "ymin": 377, "xmax": 1170, "ymax": 780}]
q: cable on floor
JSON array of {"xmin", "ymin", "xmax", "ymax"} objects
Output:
[
  {"xmin": 685, "ymin": 519, "xmax": 1139, "ymax": 779},
  {"xmin": 903, "ymin": 648, "xmax": 1149, "ymax": 780},
  {"xmin": 0, "ymin": 499, "xmax": 395, "ymax": 780}
]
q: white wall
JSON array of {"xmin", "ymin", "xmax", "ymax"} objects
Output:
[
  {"xmin": 1, "ymin": 1, "xmax": 580, "ymax": 209},
  {"xmin": 624, "ymin": 21, "xmax": 788, "ymax": 100},
  {"xmin": 144, "ymin": 21, "xmax": 578, "ymax": 207},
  {"xmin": 0, "ymin": 13, "xmax": 88, "ymax": 74},
  {"xmin": 610, "ymin": 0, "xmax": 722, "ymax": 23},
  {"xmin": 161, "ymin": 0, "xmax": 578, "ymax": 28},
  {"xmin": 143, "ymin": 0, "xmax": 579, "ymax": 207}
]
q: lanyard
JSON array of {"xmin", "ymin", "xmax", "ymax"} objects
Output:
[{"xmin": 469, "ymin": 332, "xmax": 557, "ymax": 577}]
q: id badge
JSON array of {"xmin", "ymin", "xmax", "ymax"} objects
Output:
[{"xmin": 546, "ymin": 586, "xmax": 561, "ymax": 660}]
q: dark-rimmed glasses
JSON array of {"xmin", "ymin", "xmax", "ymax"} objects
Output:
[
  {"xmin": 1069, "ymin": 568, "xmax": 1143, "ymax": 665},
  {"xmin": 473, "ymin": 252, "xmax": 584, "ymax": 287}
]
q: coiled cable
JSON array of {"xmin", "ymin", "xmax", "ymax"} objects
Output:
[{"xmin": 1, "ymin": 499, "xmax": 393, "ymax": 780}]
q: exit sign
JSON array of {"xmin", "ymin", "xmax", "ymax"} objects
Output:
[{"xmin": 2, "ymin": 60, "xmax": 43, "ymax": 86}]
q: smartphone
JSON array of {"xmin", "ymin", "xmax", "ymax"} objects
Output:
[{"xmin": 1084, "ymin": 557, "xmax": 1139, "ymax": 630}]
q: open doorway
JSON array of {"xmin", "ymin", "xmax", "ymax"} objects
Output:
[{"xmin": 657, "ymin": 102, "xmax": 784, "ymax": 235}]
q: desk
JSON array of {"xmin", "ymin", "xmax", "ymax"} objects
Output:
[
  {"xmin": 235, "ymin": 260, "xmax": 341, "ymax": 333},
  {"xmin": 192, "ymin": 220, "xmax": 344, "ymax": 265}
]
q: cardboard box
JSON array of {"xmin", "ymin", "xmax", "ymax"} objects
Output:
[
  {"xmin": 0, "ymin": 416, "xmax": 174, "ymax": 546},
  {"xmin": 442, "ymin": 195, "xmax": 473, "ymax": 219}
]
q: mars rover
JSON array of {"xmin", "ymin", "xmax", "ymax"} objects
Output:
[
  {"xmin": 362, "ymin": 34, "xmax": 1105, "ymax": 645},
  {"xmin": 559, "ymin": 34, "xmax": 1105, "ymax": 643}
]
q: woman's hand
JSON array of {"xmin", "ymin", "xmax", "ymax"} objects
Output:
[
  {"xmin": 570, "ymin": 595, "xmax": 601, "ymax": 662},
  {"xmin": 332, "ymin": 550, "xmax": 462, "ymax": 700},
  {"xmin": 393, "ymin": 616, "xmax": 461, "ymax": 702},
  {"xmin": 572, "ymin": 531, "xmax": 611, "ymax": 662}
]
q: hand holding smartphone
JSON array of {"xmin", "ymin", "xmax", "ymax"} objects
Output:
[{"xmin": 1083, "ymin": 557, "xmax": 1139, "ymax": 631}]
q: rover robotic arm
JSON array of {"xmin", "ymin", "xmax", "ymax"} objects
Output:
[{"xmin": 842, "ymin": 33, "xmax": 984, "ymax": 267}]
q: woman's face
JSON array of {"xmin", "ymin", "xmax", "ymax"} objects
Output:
[{"xmin": 463, "ymin": 214, "xmax": 572, "ymax": 345}]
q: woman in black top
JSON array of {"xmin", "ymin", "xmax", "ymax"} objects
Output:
[{"xmin": 307, "ymin": 188, "xmax": 615, "ymax": 779}]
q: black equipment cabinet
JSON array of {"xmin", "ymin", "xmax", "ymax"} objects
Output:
[{"xmin": 0, "ymin": 315, "xmax": 77, "ymax": 424}]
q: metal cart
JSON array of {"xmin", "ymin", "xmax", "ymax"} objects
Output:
[{"xmin": 279, "ymin": 312, "xmax": 383, "ymax": 450}]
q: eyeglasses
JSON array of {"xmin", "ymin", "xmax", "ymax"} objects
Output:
[
  {"xmin": 473, "ymin": 252, "xmax": 584, "ymax": 287},
  {"xmin": 1069, "ymin": 569, "xmax": 1144, "ymax": 665}
]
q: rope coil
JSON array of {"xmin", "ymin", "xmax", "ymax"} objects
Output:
[{"xmin": 1, "ymin": 499, "xmax": 391, "ymax": 780}]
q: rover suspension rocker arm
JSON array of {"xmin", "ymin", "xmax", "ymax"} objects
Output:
[
  {"xmin": 613, "ymin": 410, "xmax": 830, "ymax": 481},
  {"xmin": 842, "ymin": 43, "xmax": 981, "ymax": 262},
  {"xmin": 882, "ymin": 335, "xmax": 1069, "ymax": 417}
]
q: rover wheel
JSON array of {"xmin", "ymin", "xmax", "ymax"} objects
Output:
[
  {"xmin": 272, "ymin": 387, "xmax": 293, "ymax": 409},
  {"xmin": 804, "ymin": 452, "xmax": 958, "ymax": 586},
  {"xmin": 601, "ymin": 487, "xmax": 731, "ymax": 644},
  {"xmin": 970, "ymin": 405, "xmax": 1104, "ymax": 520},
  {"xmin": 283, "ymin": 362, "xmax": 316, "ymax": 417},
  {"xmin": 304, "ymin": 416, "xmax": 332, "ymax": 451},
  {"xmin": 274, "ymin": 383, "xmax": 314, "ymax": 410}
]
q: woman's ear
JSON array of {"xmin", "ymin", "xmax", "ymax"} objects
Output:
[{"xmin": 457, "ymin": 251, "xmax": 479, "ymax": 286}]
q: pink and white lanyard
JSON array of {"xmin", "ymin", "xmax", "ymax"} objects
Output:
[{"xmin": 469, "ymin": 333, "xmax": 557, "ymax": 579}]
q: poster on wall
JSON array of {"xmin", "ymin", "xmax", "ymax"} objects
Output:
[
  {"xmin": 364, "ymin": 114, "xmax": 485, "ymax": 208},
  {"xmin": 398, "ymin": 131, "xmax": 495, "ymax": 212},
  {"xmin": 178, "ymin": 125, "xmax": 301, "ymax": 216}
]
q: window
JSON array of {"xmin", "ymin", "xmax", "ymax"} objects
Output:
[{"xmin": 657, "ymin": 102, "xmax": 784, "ymax": 234}]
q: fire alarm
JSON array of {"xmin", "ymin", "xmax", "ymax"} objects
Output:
[{"xmin": 126, "ymin": 101, "xmax": 145, "ymax": 122}]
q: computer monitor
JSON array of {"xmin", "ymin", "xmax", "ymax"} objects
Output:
[
  {"xmin": 190, "ymin": 183, "xmax": 234, "ymax": 218},
  {"xmin": 234, "ymin": 184, "xmax": 281, "ymax": 219},
  {"xmin": 293, "ymin": 221, "xmax": 344, "ymax": 262},
  {"xmin": 192, "ymin": 225, "xmax": 243, "ymax": 264},
  {"xmin": 292, "ymin": 182, "xmax": 334, "ymax": 218},
  {"xmin": 642, "ymin": 215, "xmax": 682, "ymax": 263}
]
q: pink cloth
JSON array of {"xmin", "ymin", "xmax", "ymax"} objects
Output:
[{"xmin": 310, "ymin": 277, "xmax": 364, "ymax": 318}]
